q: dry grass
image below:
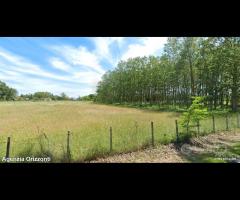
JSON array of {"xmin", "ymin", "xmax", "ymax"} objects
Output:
[
  {"xmin": 0, "ymin": 101, "xmax": 239, "ymax": 162},
  {"xmin": 0, "ymin": 101, "xmax": 179, "ymax": 162}
]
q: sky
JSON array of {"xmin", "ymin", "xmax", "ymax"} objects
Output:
[{"xmin": 0, "ymin": 37, "xmax": 168, "ymax": 98}]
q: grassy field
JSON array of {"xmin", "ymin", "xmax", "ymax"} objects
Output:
[{"xmin": 0, "ymin": 101, "xmax": 239, "ymax": 162}]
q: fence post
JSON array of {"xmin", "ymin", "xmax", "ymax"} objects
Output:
[
  {"xmin": 186, "ymin": 123, "xmax": 189, "ymax": 135},
  {"xmin": 212, "ymin": 114, "xmax": 215, "ymax": 133},
  {"xmin": 151, "ymin": 121, "xmax": 154, "ymax": 147},
  {"xmin": 6, "ymin": 137, "xmax": 11, "ymax": 159},
  {"xmin": 175, "ymin": 120, "xmax": 179, "ymax": 143},
  {"xmin": 226, "ymin": 114, "xmax": 229, "ymax": 131},
  {"xmin": 109, "ymin": 127, "xmax": 113, "ymax": 152},
  {"xmin": 237, "ymin": 113, "xmax": 240, "ymax": 128},
  {"xmin": 197, "ymin": 120, "xmax": 200, "ymax": 135},
  {"xmin": 67, "ymin": 131, "xmax": 71, "ymax": 162},
  {"xmin": 135, "ymin": 121, "xmax": 138, "ymax": 134}
]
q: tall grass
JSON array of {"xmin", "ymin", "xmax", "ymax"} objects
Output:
[{"xmin": 0, "ymin": 101, "xmax": 239, "ymax": 162}]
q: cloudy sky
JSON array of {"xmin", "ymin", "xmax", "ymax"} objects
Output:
[{"xmin": 0, "ymin": 37, "xmax": 167, "ymax": 98}]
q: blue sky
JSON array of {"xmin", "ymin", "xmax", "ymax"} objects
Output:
[{"xmin": 0, "ymin": 37, "xmax": 167, "ymax": 98}]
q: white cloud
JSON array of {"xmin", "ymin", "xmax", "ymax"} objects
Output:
[
  {"xmin": 73, "ymin": 71, "xmax": 102, "ymax": 85},
  {"xmin": 92, "ymin": 37, "xmax": 112, "ymax": 59},
  {"xmin": 0, "ymin": 48, "xmax": 70, "ymax": 82},
  {"xmin": 0, "ymin": 69, "xmax": 96, "ymax": 98},
  {"xmin": 121, "ymin": 37, "xmax": 168, "ymax": 60},
  {"xmin": 0, "ymin": 37, "xmax": 168, "ymax": 98},
  {"xmin": 0, "ymin": 47, "xmax": 103, "ymax": 97},
  {"xmin": 0, "ymin": 48, "xmax": 41, "ymax": 72},
  {"xmin": 49, "ymin": 57, "xmax": 71, "ymax": 72},
  {"xmin": 50, "ymin": 45, "xmax": 105, "ymax": 74},
  {"xmin": 7, "ymin": 77, "xmax": 93, "ymax": 98},
  {"xmin": 91, "ymin": 37, "xmax": 124, "ymax": 64}
]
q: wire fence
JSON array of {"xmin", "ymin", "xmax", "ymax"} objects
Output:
[{"xmin": 0, "ymin": 113, "xmax": 240, "ymax": 163}]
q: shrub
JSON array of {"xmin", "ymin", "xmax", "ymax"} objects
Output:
[{"xmin": 180, "ymin": 96, "xmax": 209, "ymax": 132}]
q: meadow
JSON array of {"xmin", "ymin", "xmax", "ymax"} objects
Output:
[{"xmin": 0, "ymin": 101, "xmax": 239, "ymax": 162}]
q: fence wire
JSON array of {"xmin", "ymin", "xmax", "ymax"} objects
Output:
[{"xmin": 0, "ymin": 113, "xmax": 239, "ymax": 162}]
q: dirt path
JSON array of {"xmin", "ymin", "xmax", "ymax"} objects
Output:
[{"xmin": 90, "ymin": 132, "xmax": 240, "ymax": 163}]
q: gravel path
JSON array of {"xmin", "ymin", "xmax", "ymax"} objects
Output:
[{"xmin": 90, "ymin": 132, "xmax": 240, "ymax": 163}]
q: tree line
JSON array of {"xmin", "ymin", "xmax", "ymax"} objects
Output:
[
  {"xmin": 96, "ymin": 37, "xmax": 240, "ymax": 112},
  {"xmin": 0, "ymin": 81, "xmax": 18, "ymax": 100},
  {"xmin": 0, "ymin": 80, "xmax": 96, "ymax": 101},
  {"xmin": 19, "ymin": 92, "xmax": 72, "ymax": 101}
]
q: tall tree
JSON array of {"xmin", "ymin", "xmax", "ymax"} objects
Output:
[{"xmin": 96, "ymin": 37, "xmax": 240, "ymax": 112}]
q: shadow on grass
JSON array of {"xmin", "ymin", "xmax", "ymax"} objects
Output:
[
  {"xmin": 81, "ymin": 140, "xmax": 154, "ymax": 162},
  {"xmin": 183, "ymin": 152, "xmax": 226, "ymax": 163},
  {"xmin": 78, "ymin": 147, "xmax": 111, "ymax": 162},
  {"xmin": 176, "ymin": 137, "xmax": 240, "ymax": 163},
  {"xmin": 228, "ymin": 143, "xmax": 240, "ymax": 155},
  {"xmin": 96, "ymin": 102, "xmax": 187, "ymax": 114}
]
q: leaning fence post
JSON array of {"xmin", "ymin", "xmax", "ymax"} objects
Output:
[
  {"xmin": 175, "ymin": 120, "xmax": 179, "ymax": 143},
  {"xmin": 67, "ymin": 131, "xmax": 71, "ymax": 162},
  {"xmin": 212, "ymin": 114, "xmax": 215, "ymax": 133},
  {"xmin": 151, "ymin": 121, "xmax": 154, "ymax": 147},
  {"xmin": 237, "ymin": 113, "xmax": 240, "ymax": 128},
  {"xmin": 109, "ymin": 127, "xmax": 113, "ymax": 152},
  {"xmin": 6, "ymin": 137, "xmax": 11, "ymax": 159},
  {"xmin": 226, "ymin": 114, "xmax": 229, "ymax": 131}
]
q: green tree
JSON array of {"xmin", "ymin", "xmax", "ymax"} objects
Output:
[
  {"xmin": 96, "ymin": 37, "xmax": 240, "ymax": 112},
  {"xmin": 78, "ymin": 94, "xmax": 96, "ymax": 101},
  {"xmin": 180, "ymin": 96, "xmax": 209, "ymax": 132},
  {"xmin": 60, "ymin": 92, "xmax": 69, "ymax": 100},
  {"xmin": 0, "ymin": 81, "xmax": 18, "ymax": 100},
  {"xmin": 33, "ymin": 92, "xmax": 53, "ymax": 100}
]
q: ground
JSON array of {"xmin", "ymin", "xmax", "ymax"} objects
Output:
[
  {"xmin": 0, "ymin": 101, "xmax": 180, "ymax": 161},
  {"xmin": 91, "ymin": 131, "xmax": 240, "ymax": 163},
  {"xmin": 0, "ymin": 101, "xmax": 239, "ymax": 162}
]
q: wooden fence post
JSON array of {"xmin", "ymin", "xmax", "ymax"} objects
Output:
[
  {"xmin": 212, "ymin": 115, "xmax": 215, "ymax": 133},
  {"xmin": 135, "ymin": 121, "xmax": 138, "ymax": 134},
  {"xmin": 175, "ymin": 120, "xmax": 179, "ymax": 143},
  {"xmin": 186, "ymin": 123, "xmax": 189, "ymax": 135},
  {"xmin": 67, "ymin": 131, "xmax": 71, "ymax": 162},
  {"xmin": 226, "ymin": 114, "xmax": 229, "ymax": 131},
  {"xmin": 197, "ymin": 120, "xmax": 200, "ymax": 135},
  {"xmin": 151, "ymin": 121, "xmax": 154, "ymax": 147},
  {"xmin": 237, "ymin": 113, "xmax": 240, "ymax": 128},
  {"xmin": 6, "ymin": 137, "xmax": 11, "ymax": 159},
  {"xmin": 109, "ymin": 127, "xmax": 113, "ymax": 152}
]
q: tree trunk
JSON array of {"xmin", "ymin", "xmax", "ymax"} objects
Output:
[
  {"xmin": 189, "ymin": 56, "xmax": 195, "ymax": 96},
  {"xmin": 231, "ymin": 86, "xmax": 238, "ymax": 112}
]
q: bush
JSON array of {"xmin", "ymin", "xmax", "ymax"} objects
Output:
[{"xmin": 180, "ymin": 96, "xmax": 209, "ymax": 132}]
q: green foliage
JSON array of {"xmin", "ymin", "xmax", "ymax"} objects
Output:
[
  {"xmin": 59, "ymin": 92, "xmax": 69, "ymax": 100},
  {"xmin": 96, "ymin": 37, "xmax": 240, "ymax": 112},
  {"xmin": 0, "ymin": 81, "xmax": 18, "ymax": 100},
  {"xmin": 33, "ymin": 92, "xmax": 54, "ymax": 101},
  {"xmin": 180, "ymin": 96, "xmax": 209, "ymax": 130},
  {"xmin": 19, "ymin": 92, "xmax": 71, "ymax": 101},
  {"xmin": 77, "ymin": 94, "xmax": 96, "ymax": 101}
]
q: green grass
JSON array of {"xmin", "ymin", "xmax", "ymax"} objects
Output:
[
  {"xmin": 228, "ymin": 143, "xmax": 240, "ymax": 156},
  {"xmin": 109, "ymin": 102, "xmax": 188, "ymax": 113},
  {"xmin": 0, "ymin": 101, "xmax": 239, "ymax": 162},
  {"xmin": 184, "ymin": 142, "xmax": 240, "ymax": 163},
  {"xmin": 0, "ymin": 101, "xmax": 179, "ymax": 162},
  {"xmin": 186, "ymin": 153, "xmax": 227, "ymax": 163}
]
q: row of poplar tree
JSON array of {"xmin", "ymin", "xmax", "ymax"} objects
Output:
[{"xmin": 96, "ymin": 37, "xmax": 240, "ymax": 112}]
